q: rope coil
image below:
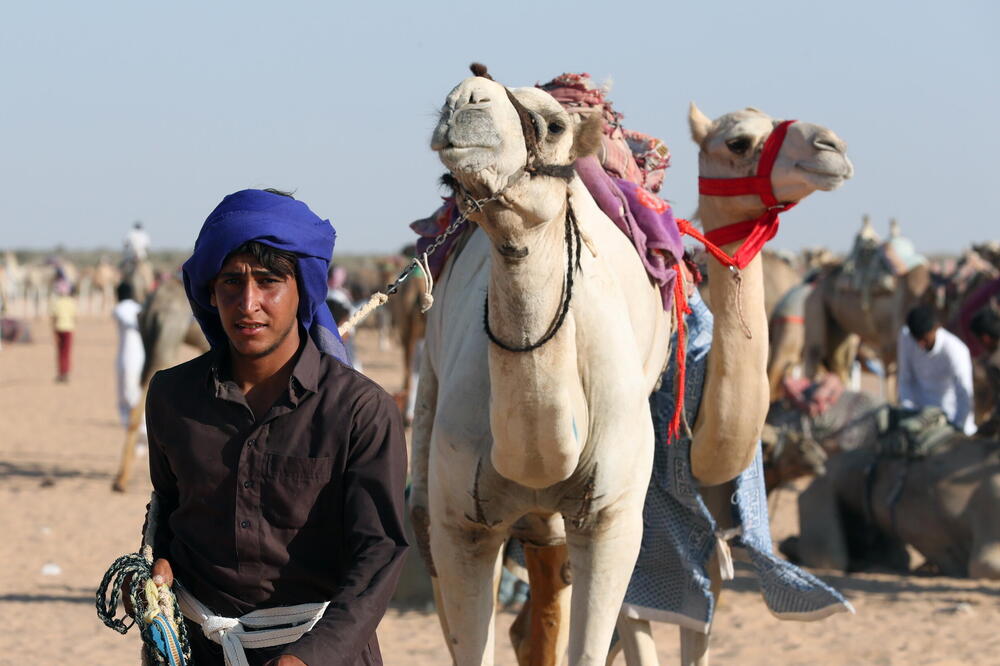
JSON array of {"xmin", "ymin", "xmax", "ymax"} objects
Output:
[{"xmin": 96, "ymin": 547, "xmax": 191, "ymax": 665}]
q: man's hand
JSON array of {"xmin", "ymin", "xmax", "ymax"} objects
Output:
[
  {"xmin": 150, "ymin": 558, "xmax": 174, "ymax": 587},
  {"xmin": 123, "ymin": 558, "xmax": 174, "ymax": 616},
  {"xmin": 264, "ymin": 656, "xmax": 306, "ymax": 666}
]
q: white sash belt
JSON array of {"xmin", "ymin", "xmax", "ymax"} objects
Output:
[{"xmin": 174, "ymin": 583, "xmax": 329, "ymax": 666}]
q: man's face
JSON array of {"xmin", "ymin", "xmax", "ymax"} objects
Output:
[
  {"xmin": 916, "ymin": 327, "xmax": 938, "ymax": 352},
  {"xmin": 210, "ymin": 253, "xmax": 300, "ymax": 359},
  {"xmin": 980, "ymin": 334, "xmax": 999, "ymax": 355}
]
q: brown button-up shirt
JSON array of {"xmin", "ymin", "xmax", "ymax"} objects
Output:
[{"xmin": 142, "ymin": 335, "xmax": 408, "ymax": 665}]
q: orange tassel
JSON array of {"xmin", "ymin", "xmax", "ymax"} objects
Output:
[{"xmin": 668, "ymin": 269, "xmax": 692, "ymax": 442}]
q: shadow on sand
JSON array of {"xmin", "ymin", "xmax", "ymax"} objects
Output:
[{"xmin": 0, "ymin": 460, "xmax": 112, "ymax": 483}]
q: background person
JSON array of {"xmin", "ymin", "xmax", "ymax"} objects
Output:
[
  {"xmin": 123, "ymin": 220, "xmax": 151, "ymax": 263},
  {"xmin": 897, "ymin": 304, "xmax": 976, "ymax": 435},
  {"xmin": 112, "ymin": 281, "xmax": 146, "ymax": 450},
  {"xmin": 51, "ymin": 281, "xmax": 76, "ymax": 382}
]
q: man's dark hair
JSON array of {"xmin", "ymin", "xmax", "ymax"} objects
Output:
[
  {"xmin": 970, "ymin": 309, "xmax": 1000, "ymax": 340},
  {"xmin": 906, "ymin": 305, "xmax": 938, "ymax": 339},
  {"xmin": 116, "ymin": 281, "xmax": 134, "ymax": 302},
  {"xmin": 224, "ymin": 241, "xmax": 298, "ymax": 279}
]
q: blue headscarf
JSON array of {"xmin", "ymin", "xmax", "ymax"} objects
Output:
[{"xmin": 182, "ymin": 189, "xmax": 350, "ymax": 365}]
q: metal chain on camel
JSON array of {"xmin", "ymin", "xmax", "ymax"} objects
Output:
[{"xmin": 337, "ymin": 189, "xmax": 502, "ymax": 337}]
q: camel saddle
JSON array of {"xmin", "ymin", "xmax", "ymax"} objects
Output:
[
  {"xmin": 836, "ymin": 234, "xmax": 926, "ymax": 309},
  {"xmin": 874, "ymin": 406, "xmax": 957, "ymax": 459}
]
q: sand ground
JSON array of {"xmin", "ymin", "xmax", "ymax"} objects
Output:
[{"xmin": 2, "ymin": 315, "xmax": 999, "ymax": 665}]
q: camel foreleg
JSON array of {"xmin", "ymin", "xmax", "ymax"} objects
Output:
[
  {"xmin": 565, "ymin": 492, "xmax": 645, "ymax": 666},
  {"xmin": 430, "ymin": 517, "xmax": 506, "ymax": 666},
  {"xmin": 509, "ymin": 543, "xmax": 572, "ymax": 666},
  {"xmin": 677, "ymin": 549, "xmax": 723, "ymax": 666},
  {"xmin": 112, "ymin": 389, "xmax": 148, "ymax": 492},
  {"xmin": 614, "ymin": 614, "xmax": 659, "ymax": 665}
]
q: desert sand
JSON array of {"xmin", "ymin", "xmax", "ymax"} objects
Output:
[{"xmin": 2, "ymin": 315, "xmax": 999, "ymax": 665}]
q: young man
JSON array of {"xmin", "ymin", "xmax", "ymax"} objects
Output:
[
  {"xmin": 140, "ymin": 189, "xmax": 408, "ymax": 665},
  {"xmin": 897, "ymin": 304, "xmax": 976, "ymax": 435}
]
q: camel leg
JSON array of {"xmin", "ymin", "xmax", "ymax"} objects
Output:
[
  {"xmin": 406, "ymin": 339, "xmax": 424, "ymax": 425},
  {"xmin": 679, "ymin": 551, "xmax": 722, "ymax": 666},
  {"xmin": 616, "ymin": 614, "xmax": 659, "ymax": 666},
  {"xmin": 112, "ymin": 394, "xmax": 147, "ymax": 492},
  {"xmin": 802, "ymin": 286, "xmax": 829, "ymax": 381},
  {"xmin": 431, "ymin": 520, "xmax": 506, "ymax": 666},
  {"xmin": 510, "ymin": 596, "xmax": 532, "ymax": 665},
  {"xmin": 766, "ymin": 320, "xmax": 788, "ymax": 402},
  {"xmin": 679, "ymin": 628, "xmax": 709, "ymax": 666},
  {"xmin": 430, "ymin": 576, "xmax": 458, "ymax": 665},
  {"xmin": 510, "ymin": 543, "xmax": 572, "ymax": 666},
  {"xmin": 565, "ymin": 492, "xmax": 645, "ymax": 666},
  {"xmin": 794, "ymin": 474, "xmax": 849, "ymax": 570}
]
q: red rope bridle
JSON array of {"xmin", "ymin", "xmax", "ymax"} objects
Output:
[
  {"xmin": 667, "ymin": 120, "xmax": 797, "ymax": 440},
  {"xmin": 678, "ymin": 119, "xmax": 797, "ymax": 270}
]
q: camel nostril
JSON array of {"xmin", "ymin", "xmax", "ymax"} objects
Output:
[{"xmin": 814, "ymin": 136, "xmax": 843, "ymax": 153}]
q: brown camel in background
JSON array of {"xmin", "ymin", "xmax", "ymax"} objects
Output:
[
  {"xmin": 804, "ymin": 254, "xmax": 931, "ymax": 401},
  {"xmin": 772, "ymin": 392, "xmax": 1000, "ymax": 579}
]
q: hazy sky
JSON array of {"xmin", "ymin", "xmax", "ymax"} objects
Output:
[{"xmin": 3, "ymin": 1, "xmax": 997, "ymax": 257}]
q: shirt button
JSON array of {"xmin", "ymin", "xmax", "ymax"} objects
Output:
[
  {"xmin": 243, "ymin": 480, "xmax": 253, "ymax": 489},
  {"xmin": 246, "ymin": 439, "xmax": 255, "ymax": 448},
  {"xmin": 240, "ymin": 520, "xmax": 250, "ymax": 528}
]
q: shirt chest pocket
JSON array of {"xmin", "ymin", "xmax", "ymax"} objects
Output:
[{"xmin": 262, "ymin": 453, "xmax": 336, "ymax": 529}]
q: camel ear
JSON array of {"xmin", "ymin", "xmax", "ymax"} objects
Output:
[
  {"xmin": 570, "ymin": 112, "xmax": 604, "ymax": 161},
  {"xmin": 688, "ymin": 102, "xmax": 712, "ymax": 145}
]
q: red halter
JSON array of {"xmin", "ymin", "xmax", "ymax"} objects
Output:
[{"xmin": 678, "ymin": 119, "xmax": 798, "ymax": 270}]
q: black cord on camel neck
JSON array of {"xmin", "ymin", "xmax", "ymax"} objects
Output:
[{"xmin": 483, "ymin": 206, "xmax": 581, "ymax": 353}]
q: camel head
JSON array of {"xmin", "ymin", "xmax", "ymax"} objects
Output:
[
  {"xmin": 431, "ymin": 66, "xmax": 602, "ymax": 239},
  {"xmin": 689, "ymin": 103, "xmax": 853, "ymax": 222}
]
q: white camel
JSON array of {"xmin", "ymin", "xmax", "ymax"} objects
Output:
[{"xmin": 409, "ymin": 68, "xmax": 853, "ymax": 666}]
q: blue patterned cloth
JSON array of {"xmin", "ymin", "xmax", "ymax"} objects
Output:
[{"xmin": 621, "ymin": 291, "xmax": 853, "ymax": 632}]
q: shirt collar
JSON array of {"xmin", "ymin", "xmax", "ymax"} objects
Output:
[
  {"xmin": 207, "ymin": 328, "xmax": 321, "ymax": 402},
  {"xmin": 291, "ymin": 333, "xmax": 321, "ymax": 395}
]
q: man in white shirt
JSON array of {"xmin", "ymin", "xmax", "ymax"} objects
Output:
[
  {"xmin": 112, "ymin": 282, "xmax": 146, "ymax": 448},
  {"xmin": 898, "ymin": 305, "xmax": 977, "ymax": 435}
]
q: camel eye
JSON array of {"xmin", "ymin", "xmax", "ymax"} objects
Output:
[
  {"xmin": 548, "ymin": 121, "xmax": 565, "ymax": 135},
  {"xmin": 726, "ymin": 137, "xmax": 752, "ymax": 154}
]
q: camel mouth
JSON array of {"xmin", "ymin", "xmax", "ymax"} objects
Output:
[
  {"xmin": 796, "ymin": 162, "xmax": 853, "ymax": 189},
  {"xmin": 437, "ymin": 145, "xmax": 498, "ymax": 175}
]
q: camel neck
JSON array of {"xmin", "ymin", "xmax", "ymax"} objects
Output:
[
  {"xmin": 480, "ymin": 201, "xmax": 586, "ymax": 488},
  {"xmin": 483, "ymin": 204, "xmax": 570, "ymax": 348}
]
